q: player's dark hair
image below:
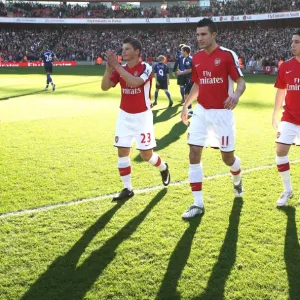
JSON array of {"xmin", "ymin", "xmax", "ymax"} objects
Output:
[
  {"xmin": 182, "ymin": 46, "xmax": 191, "ymax": 55},
  {"xmin": 293, "ymin": 29, "xmax": 300, "ymax": 36},
  {"xmin": 123, "ymin": 37, "xmax": 142, "ymax": 56},
  {"xmin": 197, "ymin": 18, "xmax": 217, "ymax": 34}
]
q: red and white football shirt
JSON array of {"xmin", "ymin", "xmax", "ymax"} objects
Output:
[
  {"xmin": 191, "ymin": 46, "xmax": 243, "ymax": 109},
  {"xmin": 110, "ymin": 62, "xmax": 152, "ymax": 114},
  {"xmin": 275, "ymin": 57, "xmax": 300, "ymax": 125}
]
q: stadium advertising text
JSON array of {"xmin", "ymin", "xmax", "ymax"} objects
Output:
[
  {"xmin": 0, "ymin": 62, "xmax": 77, "ymax": 67},
  {"xmin": 0, "ymin": 10, "xmax": 299, "ymax": 24}
]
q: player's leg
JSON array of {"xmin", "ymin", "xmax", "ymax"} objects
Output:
[
  {"xmin": 44, "ymin": 67, "xmax": 49, "ymax": 90},
  {"xmin": 275, "ymin": 121, "xmax": 295, "ymax": 206},
  {"xmin": 136, "ymin": 111, "xmax": 170, "ymax": 186},
  {"xmin": 221, "ymin": 151, "xmax": 243, "ymax": 197},
  {"xmin": 184, "ymin": 83, "xmax": 193, "ymax": 117},
  {"xmin": 163, "ymin": 87, "xmax": 173, "ymax": 107},
  {"xmin": 112, "ymin": 144, "xmax": 134, "ymax": 201},
  {"xmin": 153, "ymin": 83, "xmax": 160, "ymax": 106},
  {"xmin": 139, "ymin": 149, "xmax": 170, "ymax": 186},
  {"xmin": 48, "ymin": 66, "xmax": 55, "ymax": 91},
  {"xmin": 177, "ymin": 75, "xmax": 185, "ymax": 103},
  {"xmin": 182, "ymin": 104, "xmax": 206, "ymax": 219},
  {"xmin": 112, "ymin": 112, "xmax": 135, "ymax": 201}
]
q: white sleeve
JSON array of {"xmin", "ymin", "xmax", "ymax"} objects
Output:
[{"xmin": 140, "ymin": 63, "xmax": 152, "ymax": 82}]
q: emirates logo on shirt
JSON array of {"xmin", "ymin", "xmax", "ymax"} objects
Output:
[{"xmin": 214, "ymin": 58, "xmax": 221, "ymax": 66}]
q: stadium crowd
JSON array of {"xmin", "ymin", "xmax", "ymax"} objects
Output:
[
  {"xmin": 1, "ymin": 0, "xmax": 300, "ymax": 19},
  {"xmin": 0, "ymin": 25, "xmax": 295, "ymax": 68}
]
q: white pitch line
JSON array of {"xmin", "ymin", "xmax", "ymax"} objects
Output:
[{"xmin": 1, "ymin": 159, "xmax": 300, "ymax": 220}]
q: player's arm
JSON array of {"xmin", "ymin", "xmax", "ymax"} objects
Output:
[
  {"xmin": 167, "ymin": 74, "xmax": 170, "ymax": 85},
  {"xmin": 177, "ymin": 68, "xmax": 191, "ymax": 76},
  {"xmin": 181, "ymin": 83, "xmax": 199, "ymax": 126},
  {"xmin": 172, "ymin": 60, "xmax": 179, "ymax": 75},
  {"xmin": 224, "ymin": 77, "xmax": 246, "ymax": 110},
  {"xmin": 101, "ymin": 62, "xmax": 115, "ymax": 91},
  {"xmin": 272, "ymin": 88, "xmax": 285, "ymax": 129}
]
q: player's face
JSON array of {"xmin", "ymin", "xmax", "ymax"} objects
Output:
[
  {"xmin": 196, "ymin": 26, "xmax": 216, "ymax": 49},
  {"xmin": 291, "ymin": 35, "xmax": 300, "ymax": 57},
  {"xmin": 122, "ymin": 43, "xmax": 139, "ymax": 61}
]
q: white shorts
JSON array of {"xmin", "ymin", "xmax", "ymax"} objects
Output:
[
  {"xmin": 114, "ymin": 109, "xmax": 157, "ymax": 150},
  {"xmin": 276, "ymin": 121, "xmax": 300, "ymax": 145},
  {"xmin": 188, "ymin": 103, "xmax": 236, "ymax": 152}
]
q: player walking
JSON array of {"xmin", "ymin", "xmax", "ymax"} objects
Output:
[
  {"xmin": 40, "ymin": 45, "xmax": 56, "ymax": 91},
  {"xmin": 272, "ymin": 29, "xmax": 300, "ymax": 206},
  {"xmin": 101, "ymin": 37, "xmax": 171, "ymax": 201},
  {"xmin": 181, "ymin": 19, "xmax": 246, "ymax": 219}
]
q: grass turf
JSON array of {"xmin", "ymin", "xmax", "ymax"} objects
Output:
[{"xmin": 0, "ymin": 66, "xmax": 299, "ymax": 300}]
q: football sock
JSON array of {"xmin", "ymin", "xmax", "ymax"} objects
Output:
[
  {"xmin": 118, "ymin": 156, "xmax": 132, "ymax": 190},
  {"xmin": 189, "ymin": 163, "xmax": 204, "ymax": 208},
  {"xmin": 154, "ymin": 91, "xmax": 158, "ymax": 102},
  {"xmin": 148, "ymin": 152, "xmax": 166, "ymax": 172},
  {"xmin": 230, "ymin": 156, "xmax": 241, "ymax": 185},
  {"xmin": 165, "ymin": 91, "xmax": 172, "ymax": 102},
  {"xmin": 47, "ymin": 74, "xmax": 51, "ymax": 83},
  {"xmin": 180, "ymin": 86, "xmax": 185, "ymax": 99},
  {"xmin": 276, "ymin": 155, "xmax": 292, "ymax": 192}
]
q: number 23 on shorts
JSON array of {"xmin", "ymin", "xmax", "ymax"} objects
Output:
[{"xmin": 141, "ymin": 133, "xmax": 151, "ymax": 144}]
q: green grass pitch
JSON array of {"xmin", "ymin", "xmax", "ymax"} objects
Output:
[{"xmin": 0, "ymin": 66, "xmax": 299, "ymax": 300}]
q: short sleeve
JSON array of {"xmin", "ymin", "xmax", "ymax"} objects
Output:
[
  {"xmin": 191, "ymin": 60, "xmax": 198, "ymax": 84},
  {"xmin": 274, "ymin": 64, "xmax": 286, "ymax": 89},
  {"xmin": 109, "ymin": 69, "xmax": 120, "ymax": 86},
  {"xmin": 227, "ymin": 51, "xmax": 243, "ymax": 82},
  {"xmin": 140, "ymin": 63, "xmax": 152, "ymax": 82}
]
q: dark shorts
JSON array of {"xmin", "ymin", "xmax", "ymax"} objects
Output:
[
  {"xmin": 184, "ymin": 82, "xmax": 194, "ymax": 95},
  {"xmin": 156, "ymin": 79, "xmax": 168, "ymax": 90},
  {"xmin": 44, "ymin": 63, "xmax": 53, "ymax": 73},
  {"xmin": 177, "ymin": 74, "xmax": 186, "ymax": 86}
]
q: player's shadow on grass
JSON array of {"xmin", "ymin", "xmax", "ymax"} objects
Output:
[
  {"xmin": 0, "ymin": 80, "xmax": 100, "ymax": 100},
  {"xmin": 278, "ymin": 206, "xmax": 300, "ymax": 300},
  {"xmin": 191, "ymin": 197, "xmax": 243, "ymax": 300},
  {"xmin": 0, "ymin": 90, "xmax": 44, "ymax": 101},
  {"xmin": 21, "ymin": 189, "xmax": 167, "ymax": 300},
  {"xmin": 156, "ymin": 216, "xmax": 203, "ymax": 300},
  {"xmin": 153, "ymin": 104, "xmax": 182, "ymax": 124}
]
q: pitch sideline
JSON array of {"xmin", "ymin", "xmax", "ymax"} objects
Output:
[{"xmin": 1, "ymin": 160, "xmax": 300, "ymax": 220}]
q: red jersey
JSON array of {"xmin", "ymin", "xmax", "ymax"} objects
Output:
[
  {"xmin": 275, "ymin": 57, "xmax": 300, "ymax": 125},
  {"xmin": 191, "ymin": 46, "xmax": 243, "ymax": 109},
  {"xmin": 110, "ymin": 62, "xmax": 152, "ymax": 114}
]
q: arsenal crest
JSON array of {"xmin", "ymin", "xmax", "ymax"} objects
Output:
[
  {"xmin": 214, "ymin": 58, "xmax": 221, "ymax": 66},
  {"xmin": 115, "ymin": 136, "xmax": 119, "ymax": 143}
]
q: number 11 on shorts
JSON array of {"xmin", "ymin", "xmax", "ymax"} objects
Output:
[{"xmin": 221, "ymin": 136, "xmax": 229, "ymax": 147}]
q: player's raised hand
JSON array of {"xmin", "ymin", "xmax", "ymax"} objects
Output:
[
  {"xmin": 181, "ymin": 107, "xmax": 189, "ymax": 126},
  {"xmin": 224, "ymin": 94, "xmax": 239, "ymax": 110},
  {"xmin": 104, "ymin": 50, "xmax": 119, "ymax": 68}
]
